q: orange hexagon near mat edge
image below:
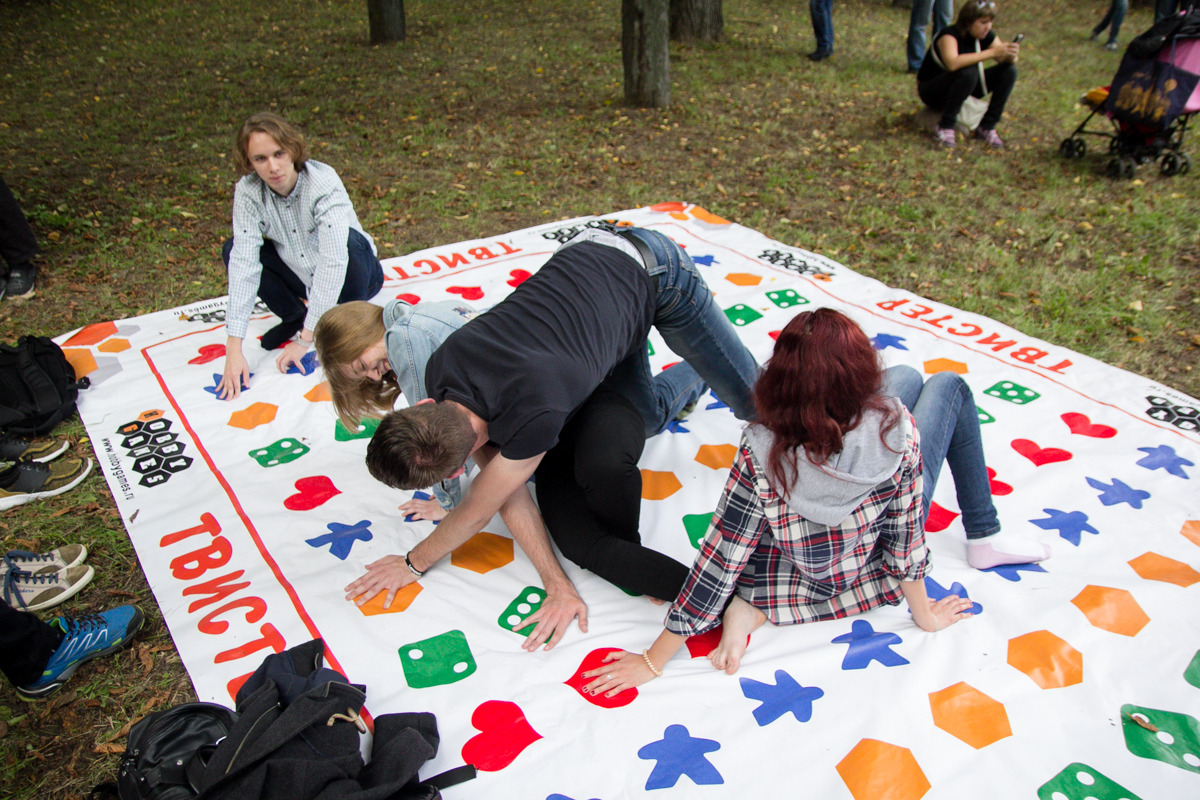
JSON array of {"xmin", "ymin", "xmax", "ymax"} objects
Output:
[
  {"xmin": 641, "ymin": 469, "xmax": 682, "ymax": 500},
  {"xmin": 1128, "ymin": 551, "xmax": 1200, "ymax": 587},
  {"xmin": 1007, "ymin": 630, "xmax": 1083, "ymax": 689},
  {"xmin": 836, "ymin": 738, "xmax": 930, "ymax": 800},
  {"xmin": 1070, "ymin": 585, "xmax": 1150, "ymax": 637},
  {"xmin": 923, "ymin": 358, "xmax": 968, "ymax": 376},
  {"xmin": 451, "ymin": 531, "xmax": 514, "ymax": 574},
  {"xmin": 62, "ymin": 348, "xmax": 98, "ymax": 378},
  {"xmin": 62, "ymin": 320, "xmax": 118, "ymax": 346},
  {"xmin": 228, "ymin": 403, "xmax": 278, "ymax": 429},
  {"xmin": 724, "ymin": 272, "xmax": 763, "ymax": 287},
  {"xmin": 695, "ymin": 443, "xmax": 738, "ymax": 471},
  {"xmin": 356, "ymin": 582, "xmax": 422, "ymax": 615},
  {"xmin": 1182, "ymin": 520, "xmax": 1200, "ymax": 548},
  {"xmin": 97, "ymin": 338, "xmax": 131, "ymax": 353},
  {"xmin": 928, "ymin": 682, "xmax": 1012, "ymax": 749}
]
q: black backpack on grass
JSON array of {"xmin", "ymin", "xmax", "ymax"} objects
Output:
[{"xmin": 0, "ymin": 335, "xmax": 88, "ymax": 436}]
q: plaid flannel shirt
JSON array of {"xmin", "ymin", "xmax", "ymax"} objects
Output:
[{"xmin": 665, "ymin": 413, "xmax": 928, "ymax": 637}]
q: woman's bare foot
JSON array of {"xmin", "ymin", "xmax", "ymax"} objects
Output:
[
  {"xmin": 647, "ymin": 596, "xmax": 666, "ymax": 606},
  {"xmin": 708, "ymin": 596, "xmax": 767, "ymax": 675}
]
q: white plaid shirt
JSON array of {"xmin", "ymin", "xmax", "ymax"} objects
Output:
[{"xmin": 225, "ymin": 160, "xmax": 374, "ymax": 339}]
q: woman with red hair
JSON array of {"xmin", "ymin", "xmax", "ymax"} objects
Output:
[{"xmin": 583, "ymin": 307, "xmax": 1048, "ymax": 696}]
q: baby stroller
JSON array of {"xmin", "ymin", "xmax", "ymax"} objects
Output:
[{"xmin": 1060, "ymin": 7, "xmax": 1200, "ymax": 178}]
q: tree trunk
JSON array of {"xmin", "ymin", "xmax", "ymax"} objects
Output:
[
  {"xmin": 623, "ymin": 0, "xmax": 670, "ymax": 107},
  {"xmin": 670, "ymin": 0, "xmax": 723, "ymax": 42},
  {"xmin": 367, "ymin": 0, "xmax": 405, "ymax": 44}
]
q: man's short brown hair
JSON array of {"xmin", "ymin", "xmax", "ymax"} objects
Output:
[
  {"xmin": 366, "ymin": 403, "xmax": 476, "ymax": 490},
  {"xmin": 233, "ymin": 112, "xmax": 308, "ymax": 175}
]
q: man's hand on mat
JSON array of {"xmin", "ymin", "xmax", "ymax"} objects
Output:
[
  {"xmin": 345, "ymin": 554, "xmax": 415, "ymax": 609},
  {"xmin": 218, "ymin": 347, "xmax": 251, "ymax": 400},
  {"xmin": 275, "ymin": 339, "xmax": 309, "ymax": 374},
  {"xmin": 398, "ymin": 497, "xmax": 449, "ymax": 522},
  {"xmin": 519, "ymin": 585, "xmax": 588, "ymax": 652}
]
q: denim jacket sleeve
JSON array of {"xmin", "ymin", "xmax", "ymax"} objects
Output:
[{"xmin": 382, "ymin": 298, "xmax": 478, "ymax": 510}]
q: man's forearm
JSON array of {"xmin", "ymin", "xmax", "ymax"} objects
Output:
[{"xmin": 499, "ymin": 485, "xmax": 575, "ymax": 592}]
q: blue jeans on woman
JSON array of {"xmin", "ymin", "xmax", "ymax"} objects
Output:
[
  {"xmin": 883, "ymin": 366, "xmax": 1001, "ymax": 539},
  {"xmin": 1093, "ymin": 0, "xmax": 1128, "ymax": 45},
  {"xmin": 607, "ymin": 226, "xmax": 760, "ymax": 434}
]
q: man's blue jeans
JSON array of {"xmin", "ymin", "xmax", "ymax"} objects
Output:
[
  {"xmin": 611, "ymin": 227, "xmax": 760, "ymax": 435},
  {"xmin": 810, "ymin": 0, "xmax": 834, "ymax": 53},
  {"xmin": 907, "ymin": 0, "xmax": 953, "ymax": 71},
  {"xmin": 883, "ymin": 366, "xmax": 1001, "ymax": 539},
  {"xmin": 1094, "ymin": 0, "xmax": 1128, "ymax": 43}
]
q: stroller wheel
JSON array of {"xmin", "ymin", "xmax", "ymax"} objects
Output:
[
  {"xmin": 1072, "ymin": 139, "xmax": 1087, "ymax": 159},
  {"xmin": 1161, "ymin": 152, "xmax": 1182, "ymax": 176},
  {"xmin": 1179, "ymin": 154, "xmax": 1191, "ymax": 176},
  {"xmin": 1059, "ymin": 138, "xmax": 1074, "ymax": 158}
]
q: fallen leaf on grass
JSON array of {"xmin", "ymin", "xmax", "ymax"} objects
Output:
[
  {"xmin": 93, "ymin": 742, "xmax": 125, "ymax": 755},
  {"xmin": 138, "ymin": 645, "xmax": 154, "ymax": 674}
]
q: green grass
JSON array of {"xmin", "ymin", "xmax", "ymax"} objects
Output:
[{"xmin": 1, "ymin": 0, "xmax": 1198, "ymax": 796}]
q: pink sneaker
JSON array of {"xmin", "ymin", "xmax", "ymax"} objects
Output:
[
  {"xmin": 974, "ymin": 127, "xmax": 1004, "ymax": 148},
  {"xmin": 935, "ymin": 126, "xmax": 956, "ymax": 148}
]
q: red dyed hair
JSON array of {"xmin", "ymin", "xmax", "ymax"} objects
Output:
[{"xmin": 753, "ymin": 308, "xmax": 899, "ymax": 490}]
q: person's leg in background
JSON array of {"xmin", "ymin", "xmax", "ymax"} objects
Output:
[
  {"xmin": 907, "ymin": 0, "xmax": 936, "ymax": 72},
  {"xmin": 0, "ymin": 176, "xmax": 40, "ymax": 300},
  {"xmin": 809, "ymin": 0, "xmax": 835, "ymax": 60}
]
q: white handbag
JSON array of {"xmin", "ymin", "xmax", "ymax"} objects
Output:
[{"xmin": 932, "ymin": 36, "xmax": 990, "ymax": 130}]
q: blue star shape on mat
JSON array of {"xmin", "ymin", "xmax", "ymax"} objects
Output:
[
  {"xmin": 1086, "ymin": 477, "xmax": 1151, "ymax": 508},
  {"xmin": 204, "ymin": 372, "xmax": 252, "ymax": 398},
  {"xmin": 740, "ymin": 670, "xmax": 824, "ymax": 725},
  {"xmin": 871, "ymin": 332, "xmax": 908, "ymax": 351},
  {"xmin": 665, "ymin": 419, "xmax": 690, "ymax": 434},
  {"xmin": 1030, "ymin": 509, "xmax": 1099, "ymax": 546},
  {"xmin": 404, "ymin": 491, "xmax": 440, "ymax": 524},
  {"xmin": 1136, "ymin": 445, "xmax": 1194, "ymax": 479},
  {"xmin": 306, "ymin": 519, "xmax": 373, "ymax": 560},
  {"xmin": 982, "ymin": 562, "xmax": 1048, "ymax": 582},
  {"xmin": 690, "ymin": 254, "xmax": 718, "ymax": 267},
  {"xmin": 924, "ymin": 576, "xmax": 983, "ymax": 615},
  {"xmin": 705, "ymin": 390, "xmax": 730, "ymax": 412},
  {"xmin": 637, "ymin": 725, "xmax": 723, "ymax": 789},
  {"xmin": 285, "ymin": 351, "xmax": 320, "ymax": 375},
  {"xmin": 831, "ymin": 619, "xmax": 909, "ymax": 670}
]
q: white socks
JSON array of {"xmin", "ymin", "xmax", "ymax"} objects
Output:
[{"xmin": 967, "ymin": 532, "xmax": 1051, "ymax": 570}]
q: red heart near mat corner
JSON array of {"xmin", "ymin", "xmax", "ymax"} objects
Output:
[
  {"xmin": 447, "ymin": 286, "xmax": 484, "ymax": 301},
  {"xmin": 461, "ymin": 700, "xmax": 542, "ymax": 772},
  {"xmin": 1061, "ymin": 412, "xmax": 1118, "ymax": 439},
  {"xmin": 283, "ymin": 476, "xmax": 342, "ymax": 511},
  {"xmin": 1012, "ymin": 439, "xmax": 1074, "ymax": 467}
]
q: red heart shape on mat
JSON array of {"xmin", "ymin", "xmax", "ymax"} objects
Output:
[
  {"xmin": 1061, "ymin": 412, "xmax": 1117, "ymax": 439},
  {"xmin": 563, "ymin": 647, "xmax": 637, "ymax": 708},
  {"xmin": 1012, "ymin": 439, "xmax": 1073, "ymax": 466},
  {"xmin": 987, "ymin": 467, "xmax": 1013, "ymax": 496},
  {"xmin": 768, "ymin": 330, "xmax": 781, "ymax": 340},
  {"xmin": 507, "ymin": 269, "xmax": 531, "ymax": 287},
  {"xmin": 189, "ymin": 344, "xmax": 225, "ymax": 364},
  {"xmin": 395, "ymin": 293, "xmax": 420, "ymax": 304},
  {"xmin": 447, "ymin": 286, "xmax": 484, "ymax": 301},
  {"xmin": 461, "ymin": 700, "xmax": 542, "ymax": 772},
  {"xmin": 283, "ymin": 476, "xmax": 341, "ymax": 511},
  {"xmin": 924, "ymin": 502, "xmax": 960, "ymax": 533}
]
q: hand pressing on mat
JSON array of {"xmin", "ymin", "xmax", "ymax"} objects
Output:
[
  {"xmin": 399, "ymin": 496, "xmax": 448, "ymax": 522},
  {"xmin": 345, "ymin": 554, "xmax": 417, "ymax": 609},
  {"xmin": 516, "ymin": 584, "xmax": 588, "ymax": 652},
  {"xmin": 218, "ymin": 339, "xmax": 251, "ymax": 400}
]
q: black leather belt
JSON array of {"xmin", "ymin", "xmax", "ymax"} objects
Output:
[{"xmin": 613, "ymin": 228, "xmax": 660, "ymax": 290}]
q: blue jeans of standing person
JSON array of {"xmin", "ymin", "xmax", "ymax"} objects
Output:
[
  {"xmin": 883, "ymin": 366, "xmax": 1001, "ymax": 538},
  {"xmin": 610, "ymin": 226, "xmax": 759, "ymax": 433},
  {"xmin": 810, "ymin": 0, "xmax": 834, "ymax": 54},
  {"xmin": 1093, "ymin": 0, "xmax": 1128, "ymax": 44},
  {"xmin": 221, "ymin": 229, "xmax": 384, "ymax": 327},
  {"xmin": 907, "ymin": 0, "xmax": 953, "ymax": 71}
]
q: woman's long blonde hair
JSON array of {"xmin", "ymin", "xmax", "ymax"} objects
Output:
[{"xmin": 314, "ymin": 301, "xmax": 398, "ymax": 427}]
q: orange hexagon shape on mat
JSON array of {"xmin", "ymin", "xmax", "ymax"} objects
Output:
[
  {"xmin": 228, "ymin": 403, "xmax": 278, "ymax": 430},
  {"xmin": 62, "ymin": 348, "xmax": 98, "ymax": 378},
  {"xmin": 695, "ymin": 443, "xmax": 738, "ymax": 471},
  {"xmin": 724, "ymin": 273, "xmax": 762, "ymax": 287},
  {"xmin": 1071, "ymin": 585, "xmax": 1149, "ymax": 636},
  {"xmin": 1181, "ymin": 520, "xmax": 1200, "ymax": 548},
  {"xmin": 929, "ymin": 682, "xmax": 1012, "ymax": 749},
  {"xmin": 1128, "ymin": 552, "xmax": 1200, "ymax": 587},
  {"xmin": 63, "ymin": 321, "xmax": 118, "ymax": 346},
  {"xmin": 641, "ymin": 469, "xmax": 682, "ymax": 500},
  {"xmin": 1007, "ymin": 630, "xmax": 1083, "ymax": 689},
  {"xmin": 305, "ymin": 382, "xmax": 332, "ymax": 403},
  {"xmin": 836, "ymin": 738, "xmax": 930, "ymax": 800},
  {"xmin": 923, "ymin": 358, "xmax": 968, "ymax": 376},
  {"xmin": 97, "ymin": 338, "xmax": 131, "ymax": 353},
  {"xmin": 689, "ymin": 207, "xmax": 731, "ymax": 225},
  {"xmin": 137, "ymin": 409, "xmax": 166, "ymax": 423},
  {"xmin": 451, "ymin": 531, "xmax": 514, "ymax": 574},
  {"xmin": 355, "ymin": 583, "xmax": 422, "ymax": 616}
]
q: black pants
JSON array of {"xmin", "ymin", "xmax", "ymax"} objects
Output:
[
  {"xmin": 221, "ymin": 229, "xmax": 384, "ymax": 326},
  {"xmin": 919, "ymin": 62, "xmax": 1017, "ymax": 130},
  {"xmin": 0, "ymin": 176, "xmax": 38, "ymax": 272},
  {"xmin": 1, "ymin": 598, "xmax": 62, "ymax": 687},
  {"xmin": 536, "ymin": 388, "xmax": 690, "ymax": 602}
]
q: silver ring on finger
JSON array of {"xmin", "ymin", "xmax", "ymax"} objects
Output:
[{"xmin": 605, "ymin": 673, "xmax": 612, "ymax": 680}]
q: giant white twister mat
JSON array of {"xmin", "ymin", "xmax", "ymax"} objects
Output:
[{"xmin": 66, "ymin": 205, "xmax": 1199, "ymax": 799}]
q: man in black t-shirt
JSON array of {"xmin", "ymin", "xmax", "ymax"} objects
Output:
[{"xmin": 345, "ymin": 224, "xmax": 759, "ymax": 650}]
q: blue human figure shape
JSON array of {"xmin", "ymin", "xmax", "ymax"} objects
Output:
[
  {"xmin": 1031, "ymin": 509, "xmax": 1099, "ymax": 546},
  {"xmin": 637, "ymin": 724, "xmax": 724, "ymax": 789},
  {"xmin": 1086, "ymin": 477, "xmax": 1151, "ymax": 508},
  {"xmin": 831, "ymin": 619, "xmax": 910, "ymax": 670},
  {"xmin": 306, "ymin": 520, "xmax": 373, "ymax": 560},
  {"xmin": 285, "ymin": 350, "xmax": 320, "ymax": 375},
  {"xmin": 1135, "ymin": 445, "xmax": 1193, "ymax": 479},
  {"xmin": 983, "ymin": 562, "xmax": 1048, "ymax": 582},
  {"xmin": 871, "ymin": 333, "xmax": 908, "ymax": 351},
  {"xmin": 924, "ymin": 576, "xmax": 983, "ymax": 615},
  {"xmin": 740, "ymin": 670, "xmax": 825, "ymax": 725}
]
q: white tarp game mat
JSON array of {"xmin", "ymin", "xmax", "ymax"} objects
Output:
[{"xmin": 67, "ymin": 205, "xmax": 1200, "ymax": 799}]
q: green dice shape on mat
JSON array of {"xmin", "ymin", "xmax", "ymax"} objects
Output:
[
  {"xmin": 723, "ymin": 304, "xmax": 763, "ymax": 327},
  {"xmin": 647, "ymin": 340, "xmax": 655, "ymax": 356},
  {"xmin": 334, "ymin": 416, "xmax": 380, "ymax": 442},
  {"xmin": 248, "ymin": 438, "xmax": 309, "ymax": 467},
  {"xmin": 1186, "ymin": 650, "xmax": 1200, "ymax": 689},
  {"xmin": 1037, "ymin": 763, "xmax": 1142, "ymax": 800},
  {"xmin": 977, "ymin": 406, "xmax": 995, "ymax": 425},
  {"xmin": 984, "ymin": 381, "xmax": 1040, "ymax": 405},
  {"xmin": 766, "ymin": 289, "xmax": 809, "ymax": 309},
  {"xmin": 1121, "ymin": 703, "xmax": 1200, "ymax": 774},
  {"xmin": 683, "ymin": 512, "xmax": 715, "ymax": 549},
  {"xmin": 498, "ymin": 586, "xmax": 546, "ymax": 636},
  {"xmin": 399, "ymin": 630, "xmax": 476, "ymax": 688}
]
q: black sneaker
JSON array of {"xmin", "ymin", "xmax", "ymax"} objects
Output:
[
  {"xmin": 0, "ymin": 432, "xmax": 70, "ymax": 463},
  {"xmin": 6, "ymin": 263, "xmax": 35, "ymax": 299}
]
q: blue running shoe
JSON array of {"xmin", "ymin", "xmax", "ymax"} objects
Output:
[{"xmin": 15, "ymin": 604, "xmax": 145, "ymax": 700}]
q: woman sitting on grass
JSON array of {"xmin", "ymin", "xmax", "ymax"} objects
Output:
[
  {"xmin": 917, "ymin": 0, "xmax": 1020, "ymax": 148},
  {"xmin": 583, "ymin": 308, "xmax": 1049, "ymax": 697}
]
